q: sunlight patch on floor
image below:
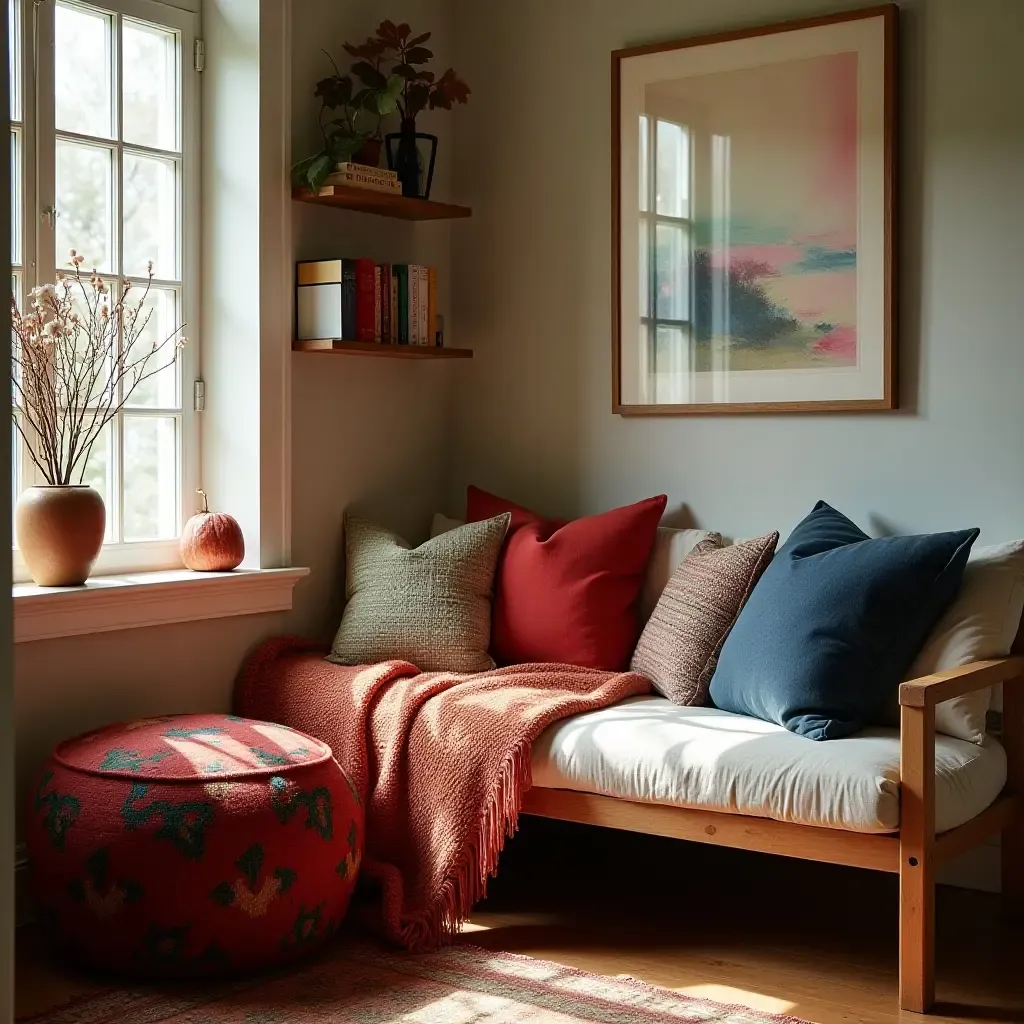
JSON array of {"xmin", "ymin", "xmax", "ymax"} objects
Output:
[
  {"xmin": 677, "ymin": 982, "xmax": 796, "ymax": 1014},
  {"xmin": 459, "ymin": 920, "xmax": 492, "ymax": 932}
]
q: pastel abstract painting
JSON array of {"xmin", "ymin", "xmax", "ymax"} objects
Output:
[
  {"xmin": 616, "ymin": 7, "xmax": 895, "ymax": 412},
  {"xmin": 651, "ymin": 52, "xmax": 859, "ymax": 373}
]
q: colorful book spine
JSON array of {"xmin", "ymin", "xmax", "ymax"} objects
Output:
[
  {"xmin": 379, "ymin": 263, "xmax": 391, "ymax": 343},
  {"xmin": 373, "ymin": 266, "xmax": 382, "ymax": 342},
  {"xmin": 390, "ymin": 267, "xmax": 399, "ymax": 343},
  {"xmin": 418, "ymin": 266, "xmax": 429, "ymax": 346},
  {"xmin": 395, "ymin": 265, "xmax": 409, "ymax": 345},
  {"xmin": 340, "ymin": 259, "xmax": 357, "ymax": 340},
  {"xmin": 409, "ymin": 265, "xmax": 421, "ymax": 345},
  {"xmin": 354, "ymin": 258, "xmax": 376, "ymax": 341},
  {"xmin": 427, "ymin": 267, "xmax": 438, "ymax": 347}
]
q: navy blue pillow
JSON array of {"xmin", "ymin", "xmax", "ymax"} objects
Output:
[{"xmin": 708, "ymin": 501, "xmax": 979, "ymax": 740}]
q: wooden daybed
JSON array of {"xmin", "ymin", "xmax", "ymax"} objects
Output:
[{"xmin": 522, "ymin": 655, "xmax": 1024, "ymax": 1014}]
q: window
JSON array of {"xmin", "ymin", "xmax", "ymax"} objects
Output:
[
  {"xmin": 9, "ymin": 0, "xmax": 199, "ymax": 579},
  {"xmin": 638, "ymin": 115, "xmax": 692, "ymax": 404}
]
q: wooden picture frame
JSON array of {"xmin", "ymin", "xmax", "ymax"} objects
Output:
[{"xmin": 612, "ymin": 5, "xmax": 897, "ymax": 415}]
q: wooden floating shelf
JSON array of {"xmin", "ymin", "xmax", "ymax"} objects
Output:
[
  {"xmin": 292, "ymin": 186, "xmax": 472, "ymax": 222},
  {"xmin": 292, "ymin": 340, "xmax": 472, "ymax": 360}
]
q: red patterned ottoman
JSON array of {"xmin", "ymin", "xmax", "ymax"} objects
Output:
[{"xmin": 27, "ymin": 714, "xmax": 363, "ymax": 976}]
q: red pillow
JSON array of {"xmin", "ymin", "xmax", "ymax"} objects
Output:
[{"xmin": 466, "ymin": 486, "xmax": 667, "ymax": 670}]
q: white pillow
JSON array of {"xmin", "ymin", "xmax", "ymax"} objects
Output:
[
  {"xmin": 429, "ymin": 513, "xmax": 720, "ymax": 626},
  {"xmin": 638, "ymin": 527, "xmax": 723, "ymax": 623},
  {"xmin": 430, "ymin": 512, "xmax": 464, "ymax": 538},
  {"xmin": 905, "ymin": 540, "xmax": 1024, "ymax": 743}
]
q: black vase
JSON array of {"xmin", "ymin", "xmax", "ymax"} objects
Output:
[{"xmin": 385, "ymin": 118, "xmax": 438, "ymax": 199}]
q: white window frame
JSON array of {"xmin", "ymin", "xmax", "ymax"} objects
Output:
[{"xmin": 10, "ymin": 0, "xmax": 200, "ymax": 582}]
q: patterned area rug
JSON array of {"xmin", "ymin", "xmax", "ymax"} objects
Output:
[{"xmin": 23, "ymin": 938, "xmax": 809, "ymax": 1024}]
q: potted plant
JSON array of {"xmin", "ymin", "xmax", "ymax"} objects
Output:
[
  {"xmin": 292, "ymin": 50, "xmax": 404, "ymax": 193},
  {"xmin": 345, "ymin": 21, "xmax": 470, "ymax": 198},
  {"xmin": 10, "ymin": 253, "xmax": 186, "ymax": 586}
]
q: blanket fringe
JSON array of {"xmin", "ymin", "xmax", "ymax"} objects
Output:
[{"xmin": 395, "ymin": 737, "xmax": 533, "ymax": 951}]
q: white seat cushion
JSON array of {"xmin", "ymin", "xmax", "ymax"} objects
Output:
[{"xmin": 531, "ymin": 697, "xmax": 1007, "ymax": 834}]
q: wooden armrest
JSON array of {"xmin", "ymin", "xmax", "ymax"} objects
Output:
[{"xmin": 899, "ymin": 656, "xmax": 1024, "ymax": 708}]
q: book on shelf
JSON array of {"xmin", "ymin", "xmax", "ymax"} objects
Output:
[
  {"xmin": 295, "ymin": 258, "xmax": 443, "ymax": 348},
  {"xmin": 354, "ymin": 258, "xmax": 376, "ymax": 341},
  {"xmin": 319, "ymin": 163, "xmax": 402, "ymax": 195},
  {"xmin": 395, "ymin": 265, "xmax": 410, "ymax": 345},
  {"xmin": 333, "ymin": 162, "xmax": 399, "ymax": 182}
]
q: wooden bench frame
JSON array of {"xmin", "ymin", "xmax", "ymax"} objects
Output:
[{"xmin": 521, "ymin": 657, "xmax": 1024, "ymax": 1014}]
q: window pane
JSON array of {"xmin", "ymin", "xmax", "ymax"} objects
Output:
[
  {"xmin": 56, "ymin": 139, "xmax": 114, "ymax": 272},
  {"xmin": 123, "ymin": 151, "xmax": 177, "ymax": 278},
  {"xmin": 8, "ymin": 0, "xmax": 19, "ymax": 122},
  {"xmin": 76, "ymin": 423, "xmax": 113, "ymax": 541},
  {"xmin": 656, "ymin": 120, "xmax": 689, "ymax": 219},
  {"xmin": 56, "ymin": 1, "xmax": 113, "ymax": 138},
  {"xmin": 124, "ymin": 287, "xmax": 179, "ymax": 408},
  {"xmin": 123, "ymin": 415, "xmax": 177, "ymax": 541},
  {"xmin": 123, "ymin": 20, "xmax": 178, "ymax": 151},
  {"xmin": 655, "ymin": 222, "xmax": 690, "ymax": 322},
  {"xmin": 10, "ymin": 128, "xmax": 19, "ymax": 265}
]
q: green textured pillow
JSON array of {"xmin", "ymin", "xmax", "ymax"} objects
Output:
[{"xmin": 328, "ymin": 512, "xmax": 511, "ymax": 673}]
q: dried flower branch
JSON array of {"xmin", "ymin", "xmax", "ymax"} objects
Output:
[{"xmin": 10, "ymin": 252, "xmax": 187, "ymax": 486}]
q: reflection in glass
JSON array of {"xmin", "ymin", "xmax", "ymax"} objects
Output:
[
  {"xmin": 56, "ymin": 2, "xmax": 113, "ymax": 138},
  {"xmin": 656, "ymin": 121, "xmax": 689, "ymax": 218},
  {"xmin": 655, "ymin": 222, "xmax": 689, "ymax": 322},
  {"xmin": 638, "ymin": 115, "xmax": 649, "ymax": 212}
]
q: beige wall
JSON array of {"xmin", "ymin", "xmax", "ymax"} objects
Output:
[
  {"xmin": 289, "ymin": 0, "xmax": 463, "ymax": 637},
  {"xmin": 13, "ymin": 0, "xmax": 463, "ymax": 812},
  {"xmin": 447, "ymin": 0, "xmax": 1024, "ymax": 546}
]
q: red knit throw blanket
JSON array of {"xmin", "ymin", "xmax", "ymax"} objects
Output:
[{"xmin": 236, "ymin": 637, "xmax": 650, "ymax": 951}]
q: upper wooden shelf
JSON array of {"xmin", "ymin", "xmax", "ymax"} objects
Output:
[
  {"xmin": 293, "ymin": 340, "xmax": 472, "ymax": 360},
  {"xmin": 292, "ymin": 186, "xmax": 472, "ymax": 222}
]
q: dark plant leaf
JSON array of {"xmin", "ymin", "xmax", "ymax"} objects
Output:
[
  {"xmin": 315, "ymin": 74, "xmax": 352, "ymax": 109},
  {"xmin": 405, "ymin": 82, "xmax": 431, "ymax": 120},
  {"xmin": 434, "ymin": 68, "xmax": 471, "ymax": 106},
  {"xmin": 407, "ymin": 31, "xmax": 431, "ymax": 47},
  {"xmin": 392, "ymin": 62, "xmax": 419, "ymax": 80},
  {"xmin": 351, "ymin": 61, "xmax": 387, "ymax": 89},
  {"xmin": 404, "ymin": 46, "xmax": 433, "ymax": 65},
  {"xmin": 306, "ymin": 153, "xmax": 334, "ymax": 191}
]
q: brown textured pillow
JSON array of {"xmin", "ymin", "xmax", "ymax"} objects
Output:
[
  {"xmin": 328, "ymin": 512, "xmax": 510, "ymax": 673},
  {"xmin": 631, "ymin": 532, "xmax": 780, "ymax": 705}
]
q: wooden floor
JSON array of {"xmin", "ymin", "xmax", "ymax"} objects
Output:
[{"xmin": 15, "ymin": 816, "xmax": 1024, "ymax": 1022}]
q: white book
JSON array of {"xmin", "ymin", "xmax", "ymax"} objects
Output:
[{"xmin": 296, "ymin": 283, "xmax": 342, "ymax": 341}]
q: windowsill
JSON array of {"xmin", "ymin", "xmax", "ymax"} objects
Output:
[{"xmin": 13, "ymin": 566, "xmax": 310, "ymax": 643}]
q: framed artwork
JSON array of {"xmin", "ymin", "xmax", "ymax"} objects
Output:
[{"xmin": 612, "ymin": 5, "xmax": 897, "ymax": 415}]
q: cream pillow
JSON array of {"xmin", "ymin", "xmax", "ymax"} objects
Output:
[
  {"xmin": 329, "ymin": 512, "xmax": 510, "ymax": 673},
  {"xmin": 902, "ymin": 540, "xmax": 1024, "ymax": 742}
]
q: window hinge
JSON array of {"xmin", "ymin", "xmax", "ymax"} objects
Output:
[
  {"xmin": 193, "ymin": 379, "xmax": 206, "ymax": 412},
  {"xmin": 194, "ymin": 38, "xmax": 205, "ymax": 73}
]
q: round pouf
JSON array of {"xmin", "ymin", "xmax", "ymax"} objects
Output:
[{"xmin": 27, "ymin": 714, "xmax": 363, "ymax": 976}]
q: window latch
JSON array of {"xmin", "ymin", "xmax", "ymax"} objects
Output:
[
  {"xmin": 41, "ymin": 205, "xmax": 59, "ymax": 231},
  {"xmin": 194, "ymin": 39, "xmax": 205, "ymax": 73},
  {"xmin": 194, "ymin": 380, "xmax": 206, "ymax": 412}
]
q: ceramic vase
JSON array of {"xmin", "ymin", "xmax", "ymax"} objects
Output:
[{"xmin": 16, "ymin": 485, "xmax": 106, "ymax": 586}]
